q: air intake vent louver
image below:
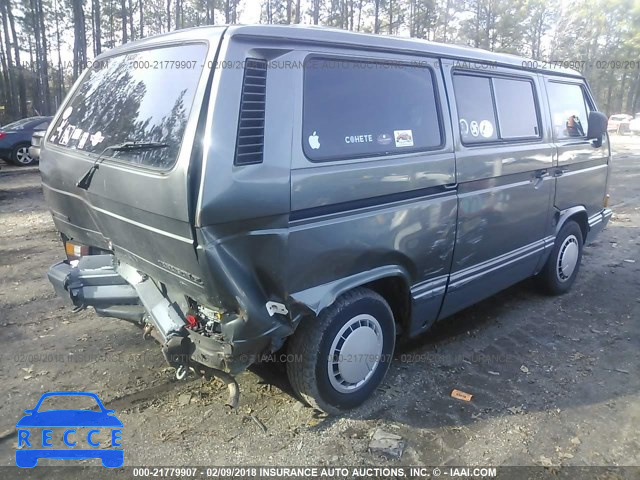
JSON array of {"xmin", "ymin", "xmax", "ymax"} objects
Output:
[{"xmin": 234, "ymin": 58, "xmax": 267, "ymax": 165}]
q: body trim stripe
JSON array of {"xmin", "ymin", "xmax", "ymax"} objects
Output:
[{"xmin": 289, "ymin": 184, "xmax": 455, "ymax": 222}]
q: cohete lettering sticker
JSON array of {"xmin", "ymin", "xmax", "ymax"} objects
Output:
[{"xmin": 394, "ymin": 129, "xmax": 414, "ymax": 148}]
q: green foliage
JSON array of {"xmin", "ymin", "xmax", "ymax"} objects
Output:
[{"xmin": 0, "ymin": 0, "xmax": 639, "ymax": 120}]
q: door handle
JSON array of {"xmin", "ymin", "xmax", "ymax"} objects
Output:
[
  {"xmin": 553, "ymin": 167, "xmax": 569, "ymax": 177},
  {"xmin": 533, "ymin": 170, "xmax": 549, "ymax": 188}
]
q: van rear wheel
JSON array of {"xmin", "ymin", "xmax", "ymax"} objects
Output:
[
  {"xmin": 286, "ymin": 288, "xmax": 395, "ymax": 414},
  {"xmin": 538, "ymin": 220, "xmax": 584, "ymax": 295}
]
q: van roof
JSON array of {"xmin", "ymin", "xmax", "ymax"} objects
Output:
[{"xmin": 99, "ymin": 24, "xmax": 583, "ymax": 79}]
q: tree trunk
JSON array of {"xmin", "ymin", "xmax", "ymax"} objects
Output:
[
  {"xmin": 6, "ymin": 0, "xmax": 26, "ymax": 116},
  {"xmin": 388, "ymin": 0, "xmax": 393, "ymax": 34},
  {"xmin": 286, "ymin": 0, "xmax": 291, "ymax": 24},
  {"xmin": 36, "ymin": 0, "xmax": 51, "ymax": 114},
  {"xmin": 121, "ymin": 0, "xmax": 128, "ymax": 43},
  {"xmin": 167, "ymin": 0, "xmax": 171, "ymax": 31},
  {"xmin": 71, "ymin": 0, "xmax": 88, "ymax": 80},
  {"xmin": 139, "ymin": 0, "xmax": 143, "ymax": 36},
  {"xmin": 128, "ymin": 0, "xmax": 135, "ymax": 40},
  {"xmin": 0, "ymin": 0, "xmax": 16, "ymax": 117},
  {"xmin": 54, "ymin": 0, "xmax": 64, "ymax": 107},
  {"xmin": 295, "ymin": 0, "xmax": 300, "ymax": 23},
  {"xmin": 0, "ymin": 39, "xmax": 10, "ymax": 121},
  {"xmin": 313, "ymin": 0, "xmax": 319, "ymax": 25},
  {"xmin": 93, "ymin": 0, "xmax": 102, "ymax": 56},
  {"xmin": 374, "ymin": 0, "xmax": 380, "ymax": 34}
]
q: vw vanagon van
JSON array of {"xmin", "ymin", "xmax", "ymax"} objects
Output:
[{"xmin": 42, "ymin": 25, "xmax": 611, "ymax": 414}]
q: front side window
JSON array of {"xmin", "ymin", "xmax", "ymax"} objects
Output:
[
  {"xmin": 303, "ymin": 57, "xmax": 443, "ymax": 161},
  {"xmin": 49, "ymin": 43, "xmax": 208, "ymax": 169},
  {"xmin": 547, "ymin": 82, "xmax": 590, "ymax": 139}
]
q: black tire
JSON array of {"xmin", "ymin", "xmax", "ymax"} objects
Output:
[
  {"xmin": 537, "ymin": 220, "xmax": 584, "ymax": 295},
  {"xmin": 10, "ymin": 143, "xmax": 36, "ymax": 166},
  {"xmin": 287, "ymin": 287, "xmax": 396, "ymax": 414}
]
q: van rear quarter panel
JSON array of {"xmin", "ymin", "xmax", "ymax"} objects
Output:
[
  {"xmin": 286, "ymin": 47, "xmax": 457, "ymax": 333},
  {"xmin": 198, "ymin": 39, "xmax": 457, "ymax": 333}
]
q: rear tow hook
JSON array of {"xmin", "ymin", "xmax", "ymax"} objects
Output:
[{"xmin": 142, "ymin": 323, "xmax": 154, "ymax": 340}]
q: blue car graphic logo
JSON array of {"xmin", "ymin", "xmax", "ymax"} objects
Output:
[{"xmin": 15, "ymin": 391, "xmax": 123, "ymax": 468}]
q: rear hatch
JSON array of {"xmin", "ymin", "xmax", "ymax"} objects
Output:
[{"xmin": 40, "ymin": 29, "xmax": 225, "ymax": 299}]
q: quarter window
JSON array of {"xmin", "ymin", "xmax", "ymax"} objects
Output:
[
  {"xmin": 453, "ymin": 73, "xmax": 541, "ymax": 144},
  {"xmin": 547, "ymin": 82, "xmax": 590, "ymax": 139},
  {"xmin": 303, "ymin": 57, "xmax": 442, "ymax": 161}
]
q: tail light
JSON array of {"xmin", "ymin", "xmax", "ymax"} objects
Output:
[
  {"xmin": 65, "ymin": 241, "xmax": 89, "ymax": 261},
  {"xmin": 0, "ymin": 132, "xmax": 6, "ymax": 140}
]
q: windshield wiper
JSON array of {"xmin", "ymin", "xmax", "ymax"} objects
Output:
[{"xmin": 76, "ymin": 141, "xmax": 169, "ymax": 190}]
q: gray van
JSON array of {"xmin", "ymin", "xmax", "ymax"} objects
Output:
[{"xmin": 42, "ymin": 25, "xmax": 612, "ymax": 414}]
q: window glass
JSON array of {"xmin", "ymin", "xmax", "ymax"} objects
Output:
[
  {"xmin": 493, "ymin": 78, "xmax": 539, "ymax": 139},
  {"xmin": 547, "ymin": 82, "xmax": 590, "ymax": 139},
  {"xmin": 303, "ymin": 57, "xmax": 442, "ymax": 161},
  {"xmin": 453, "ymin": 75, "xmax": 498, "ymax": 143},
  {"xmin": 49, "ymin": 43, "xmax": 207, "ymax": 169},
  {"xmin": 34, "ymin": 122, "xmax": 49, "ymax": 131}
]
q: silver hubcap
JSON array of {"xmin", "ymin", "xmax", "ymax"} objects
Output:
[
  {"xmin": 16, "ymin": 147, "xmax": 32, "ymax": 164},
  {"xmin": 557, "ymin": 234, "xmax": 579, "ymax": 282},
  {"xmin": 328, "ymin": 314, "xmax": 383, "ymax": 393}
]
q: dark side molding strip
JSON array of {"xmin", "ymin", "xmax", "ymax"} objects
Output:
[{"xmin": 289, "ymin": 184, "xmax": 456, "ymax": 222}]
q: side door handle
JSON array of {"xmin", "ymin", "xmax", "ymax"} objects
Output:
[{"xmin": 533, "ymin": 169, "xmax": 549, "ymax": 188}]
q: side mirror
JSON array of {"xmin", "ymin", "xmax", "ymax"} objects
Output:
[{"xmin": 586, "ymin": 111, "xmax": 608, "ymax": 147}]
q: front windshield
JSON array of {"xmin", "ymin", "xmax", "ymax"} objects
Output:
[{"xmin": 48, "ymin": 43, "xmax": 208, "ymax": 169}]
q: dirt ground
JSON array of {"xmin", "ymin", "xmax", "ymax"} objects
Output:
[{"xmin": 0, "ymin": 136, "xmax": 639, "ymax": 473}]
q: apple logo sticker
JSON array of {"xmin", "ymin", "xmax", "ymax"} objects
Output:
[{"xmin": 308, "ymin": 131, "xmax": 320, "ymax": 150}]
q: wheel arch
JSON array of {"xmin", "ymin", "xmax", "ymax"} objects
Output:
[
  {"xmin": 556, "ymin": 206, "xmax": 589, "ymax": 242},
  {"xmin": 289, "ymin": 265, "xmax": 412, "ymax": 333}
]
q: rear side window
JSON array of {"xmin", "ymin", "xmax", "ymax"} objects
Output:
[
  {"xmin": 303, "ymin": 57, "xmax": 443, "ymax": 161},
  {"xmin": 493, "ymin": 78, "xmax": 539, "ymax": 139},
  {"xmin": 546, "ymin": 82, "xmax": 590, "ymax": 139},
  {"xmin": 453, "ymin": 75, "xmax": 498, "ymax": 143},
  {"xmin": 49, "ymin": 43, "xmax": 207, "ymax": 169},
  {"xmin": 453, "ymin": 73, "xmax": 540, "ymax": 144}
]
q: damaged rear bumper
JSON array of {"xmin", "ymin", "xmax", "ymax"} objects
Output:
[{"xmin": 47, "ymin": 255, "xmax": 284, "ymax": 375}]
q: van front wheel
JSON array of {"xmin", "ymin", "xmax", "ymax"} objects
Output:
[
  {"xmin": 538, "ymin": 220, "xmax": 584, "ymax": 295},
  {"xmin": 287, "ymin": 288, "xmax": 395, "ymax": 414}
]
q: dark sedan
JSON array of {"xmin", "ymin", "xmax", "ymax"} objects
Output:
[{"xmin": 0, "ymin": 116, "xmax": 52, "ymax": 166}]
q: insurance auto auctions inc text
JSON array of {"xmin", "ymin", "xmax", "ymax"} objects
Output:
[{"xmin": 252, "ymin": 466, "xmax": 497, "ymax": 477}]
